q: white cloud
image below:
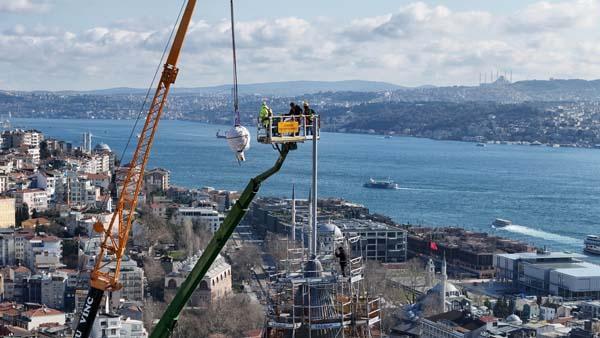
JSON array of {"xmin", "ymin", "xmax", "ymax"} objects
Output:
[
  {"xmin": 1, "ymin": 0, "xmax": 600, "ymax": 90},
  {"xmin": 506, "ymin": 0, "xmax": 599, "ymax": 33},
  {"xmin": 0, "ymin": 0, "xmax": 48, "ymax": 13}
]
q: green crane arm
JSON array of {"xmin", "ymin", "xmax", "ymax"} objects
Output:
[{"xmin": 150, "ymin": 143, "xmax": 294, "ymax": 338}]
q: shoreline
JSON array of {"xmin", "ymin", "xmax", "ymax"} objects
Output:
[{"xmin": 9, "ymin": 116, "xmax": 598, "ymax": 150}]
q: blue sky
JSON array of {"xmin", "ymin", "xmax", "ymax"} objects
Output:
[{"xmin": 1, "ymin": 0, "xmax": 600, "ymax": 90}]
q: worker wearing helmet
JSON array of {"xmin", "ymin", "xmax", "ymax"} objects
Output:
[
  {"xmin": 303, "ymin": 101, "xmax": 316, "ymax": 136},
  {"xmin": 259, "ymin": 102, "xmax": 271, "ymax": 128}
]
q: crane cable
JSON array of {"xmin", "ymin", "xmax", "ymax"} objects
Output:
[
  {"xmin": 230, "ymin": 0, "xmax": 241, "ymax": 126},
  {"xmin": 97, "ymin": 0, "xmax": 186, "ymax": 213}
]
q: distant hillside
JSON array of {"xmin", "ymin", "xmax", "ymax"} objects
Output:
[
  {"xmin": 75, "ymin": 80, "xmax": 404, "ymax": 97},
  {"xmin": 387, "ymin": 79, "xmax": 600, "ymax": 103}
]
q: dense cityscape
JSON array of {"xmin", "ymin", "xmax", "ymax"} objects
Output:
[
  {"xmin": 0, "ymin": 126, "xmax": 598, "ymax": 337},
  {"xmin": 3, "ymin": 0, "xmax": 600, "ymax": 337}
]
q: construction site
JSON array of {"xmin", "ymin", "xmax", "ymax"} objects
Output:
[{"xmin": 262, "ymin": 194, "xmax": 383, "ymax": 338}]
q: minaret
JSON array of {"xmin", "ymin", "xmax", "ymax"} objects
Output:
[
  {"xmin": 425, "ymin": 258, "xmax": 435, "ymax": 288},
  {"xmin": 441, "ymin": 254, "xmax": 447, "ymax": 313},
  {"xmin": 291, "ymin": 184, "xmax": 296, "ymax": 241}
]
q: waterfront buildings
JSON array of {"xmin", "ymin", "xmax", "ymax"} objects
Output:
[
  {"xmin": 495, "ymin": 251, "xmax": 600, "ymax": 300},
  {"xmin": 249, "ymin": 197, "xmax": 408, "ymax": 263},
  {"xmin": 409, "ymin": 227, "xmax": 534, "ymax": 278},
  {"xmin": 144, "ymin": 168, "xmax": 170, "ymax": 193},
  {"xmin": 331, "ymin": 218, "xmax": 407, "ymax": 262}
]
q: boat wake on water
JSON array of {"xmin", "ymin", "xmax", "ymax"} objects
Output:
[
  {"xmin": 499, "ymin": 224, "xmax": 581, "ymax": 245},
  {"xmin": 397, "ymin": 186, "xmax": 490, "ymax": 194}
]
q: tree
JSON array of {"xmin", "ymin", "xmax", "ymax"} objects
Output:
[
  {"xmin": 483, "ymin": 298, "xmax": 492, "ymax": 310},
  {"xmin": 508, "ymin": 298, "xmax": 516, "ymax": 314},
  {"xmin": 493, "ymin": 298, "xmax": 510, "ymax": 318},
  {"xmin": 521, "ymin": 304, "xmax": 531, "ymax": 323},
  {"xmin": 40, "ymin": 140, "xmax": 51, "ymax": 160},
  {"xmin": 263, "ymin": 232, "xmax": 288, "ymax": 268},
  {"xmin": 15, "ymin": 203, "xmax": 29, "ymax": 227},
  {"xmin": 171, "ymin": 294, "xmax": 264, "ymax": 338},
  {"xmin": 229, "ymin": 244, "xmax": 262, "ymax": 282},
  {"xmin": 144, "ymin": 256, "xmax": 167, "ymax": 300},
  {"xmin": 62, "ymin": 239, "xmax": 79, "ymax": 269},
  {"xmin": 138, "ymin": 206, "xmax": 172, "ymax": 248}
]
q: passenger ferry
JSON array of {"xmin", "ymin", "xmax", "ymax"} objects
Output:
[
  {"xmin": 363, "ymin": 178, "xmax": 399, "ymax": 190},
  {"xmin": 492, "ymin": 218, "xmax": 512, "ymax": 228},
  {"xmin": 584, "ymin": 235, "xmax": 600, "ymax": 255}
]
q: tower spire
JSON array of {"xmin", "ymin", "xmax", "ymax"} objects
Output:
[
  {"xmin": 441, "ymin": 252, "xmax": 447, "ymax": 313},
  {"xmin": 291, "ymin": 184, "xmax": 296, "ymax": 241}
]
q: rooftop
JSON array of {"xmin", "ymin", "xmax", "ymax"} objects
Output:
[
  {"xmin": 426, "ymin": 310, "xmax": 486, "ymax": 332},
  {"xmin": 497, "ymin": 251, "xmax": 586, "ymax": 260},
  {"xmin": 22, "ymin": 307, "xmax": 64, "ymax": 318}
]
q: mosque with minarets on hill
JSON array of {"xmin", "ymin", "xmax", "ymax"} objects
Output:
[{"xmin": 416, "ymin": 256, "xmax": 472, "ymax": 315}]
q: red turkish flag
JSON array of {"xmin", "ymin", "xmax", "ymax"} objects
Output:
[{"xmin": 430, "ymin": 241, "xmax": 438, "ymax": 251}]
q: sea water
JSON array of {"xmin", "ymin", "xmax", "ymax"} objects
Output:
[{"xmin": 12, "ymin": 118, "xmax": 600, "ymax": 260}]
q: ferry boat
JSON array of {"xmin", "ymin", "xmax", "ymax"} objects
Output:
[
  {"xmin": 492, "ymin": 218, "xmax": 512, "ymax": 228},
  {"xmin": 584, "ymin": 235, "xmax": 600, "ymax": 255},
  {"xmin": 216, "ymin": 130, "xmax": 227, "ymax": 139},
  {"xmin": 363, "ymin": 178, "xmax": 399, "ymax": 190}
]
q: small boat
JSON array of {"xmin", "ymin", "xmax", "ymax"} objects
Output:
[
  {"xmin": 584, "ymin": 235, "xmax": 600, "ymax": 255},
  {"xmin": 476, "ymin": 143, "xmax": 486, "ymax": 147},
  {"xmin": 492, "ymin": 218, "xmax": 512, "ymax": 228},
  {"xmin": 216, "ymin": 130, "xmax": 227, "ymax": 139},
  {"xmin": 363, "ymin": 178, "xmax": 399, "ymax": 190},
  {"xmin": 384, "ymin": 135, "xmax": 392, "ymax": 139}
]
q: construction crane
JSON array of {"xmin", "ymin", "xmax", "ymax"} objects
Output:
[{"xmin": 73, "ymin": 1, "xmax": 198, "ymax": 337}]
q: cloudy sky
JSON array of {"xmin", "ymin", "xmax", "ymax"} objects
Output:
[{"xmin": 1, "ymin": 0, "xmax": 600, "ymax": 91}]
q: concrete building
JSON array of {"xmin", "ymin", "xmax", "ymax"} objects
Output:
[
  {"xmin": 67, "ymin": 174, "xmax": 100, "ymax": 207},
  {"xmin": 1, "ymin": 129, "xmax": 43, "ymax": 149},
  {"xmin": 24, "ymin": 235, "xmax": 62, "ymax": 272},
  {"xmin": 109, "ymin": 258, "xmax": 144, "ymax": 303},
  {"xmin": 145, "ymin": 168, "xmax": 170, "ymax": 192},
  {"xmin": 17, "ymin": 307, "xmax": 65, "ymax": 331},
  {"xmin": 174, "ymin": 207, "xmax": 225, "ymax": 233},
  {"xmin": 0, "ymin": 230, "xmax": 16, "ymax": 266},
  {"xmin": 32, "ymin": 171, "xmax": 60, "ymax": 202},
  {"xmin": 0, "ymin": 197, "xmax": 15, "ymax": 228},
  {"xmin": 41, "ymin": 274, "xmax": 67, "ymax": 310},
  {"xmin": 165, "ymin": 251, "xmax": 231, "ymax": 306},
  {"xmin": 11, "ymin": 189, "xmax": 48, "ymax": 216},
  {"xmin": 90, "ymin": 313, "xmax": 148, "ymax": 338},
  {"xmin": 332, "ymin": 218, "xmax": 407, "ymax": 262},
  {"xmin": 0, "ymin": 174, "xmax": 8, "ymax": 193},
  {"xmin": 495, "ymin": 251, "xmax": 600, "ymax": 300}
]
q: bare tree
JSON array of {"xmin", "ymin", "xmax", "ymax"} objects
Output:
[
  {"xmin": 143, "ymin": 299, "xmax": 166, "ymax": 331},
  {"xmin": 171, "ymin": 294, "xmax": 264, "ymax": 338},
  {"xmin": 264, "ymin": 231, "xmax": 288, "ymax": 268},
  {"xmin": 229, "ymin": 244, "xmax": 262, "ymax": 282},
  {"xmin": 138, "ymin": 206, "xmax": 173, "ymax": 248},
  {"xmin": 144, "ymin": 256, "xmax": 167, "ymax": 300}
]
